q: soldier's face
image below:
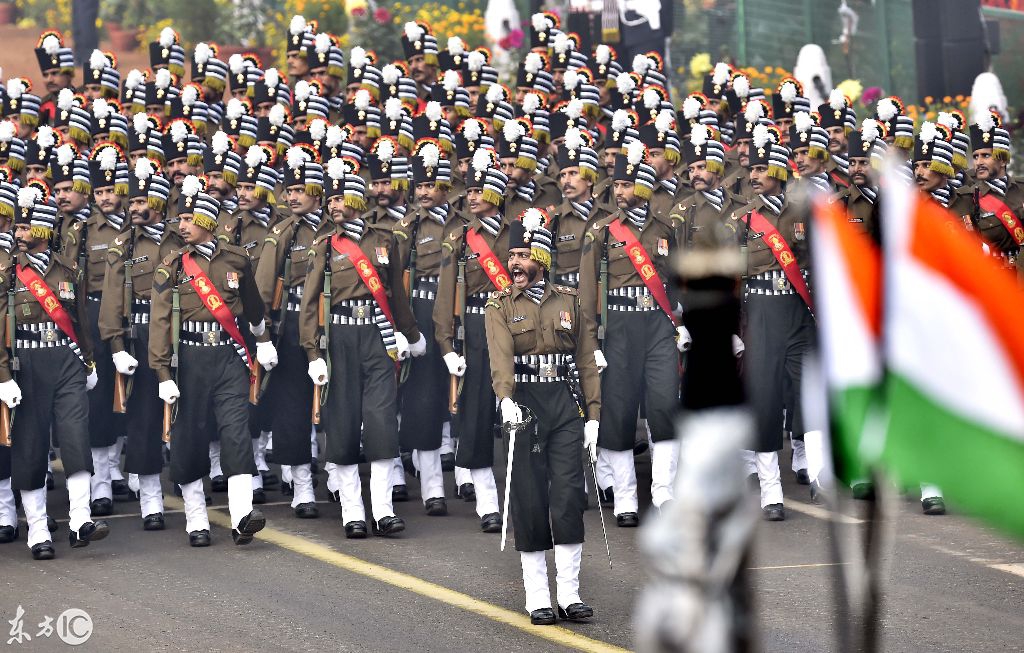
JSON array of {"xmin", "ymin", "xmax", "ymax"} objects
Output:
[
  {"xmin": 314, "ymin": 72, "xmax": 338, "ymax": 97},
  {"xmin": 129, "ymin": 197, "xmax": 159, "ymax": 224},
  {"xmin": 794, "ymin": 149, "xmax": 824, "ymax": 176},
  {"xmin": 94, "ymin": 187, "xmax": 122, "ymax": 215},
  {"xmin": 613, "ymin": 180, "xmax": 642, "ymax": 209},
  {"xmin": 236, "ymin": 182, "xmax": 264, "ymax": 211},
  {"xmin": 345, "ymin": 84, "xmax": 361, "ymax": 103},
  {"xmin": 466, "ymin": 86, "xmax": 480, "ymax": 109},
  {"xmin": 287, "ymin": 53, "xmax": 310, "ymax": 78},
  {"xmin": 687, "ymin": 161, "xmax": 719, "ymax": 192},
  {"xmin": 353, "ymin": 125, "xmax": 370, "ymax": 150},
  {"xmin": 83, "ymin": 84, "xmax": 104, "ymax": 101},
  {"xmin": 735, "ymin": 139, "xmax": 751, "ymax": 168},
  {"xmin": 327, "ymin": 194, "xmax": 359, "ymax": 223},
  {"xmin": 499, "ymin": 158, "xmax": 518, "ymax": 188},
  {"xmin": 178, "ymin": 215, "xmax": 212, "ymax": 244},
  {"xmin": 201, "ymin": 83, "xmax": 222, "ymax": 104},
  {"xmin": 254, "ymin": 102, "xmax": 274, "ymax": 119},
  {"xmin": 914, "ymin": 161, "xmax": 946, "ymax": 192},
  {"xmin": 972, "ymin": 149, "xmax": 1005, "ymax": 181},
  {"xmin": 409, "ymin": 55, "xmax": 435, "ymax": 85},
  {"xmin": 128, "ymin": 151, "xmax": 146, "ymax": 167},
  {"xmin": 16, "ymin": 121, "xmax": 33, "ymax": 140},
  {"xmin": 43, "ymin": 70, "xmax": 72, "ymax": 95},
  {"xmin": 286, "ymin": 185, "xmax": 320, "ymax": 214},
  {"xmin": 230, "ymin": 87, "xmax": 248, "ymax": 100},
  {"xmin": 205, "ymin": 171, "xmax": 232, "ymax": 201},
  {"xmin": 558, "ymin": 167, "xmax": 592, "ymax": 201},
  {"xmin": 849, "ymin": 157, "xmax": 873, "ymax": 186},
  {"xmin": 648, "ymin": 148, "xmax": 672, "ymax": 180},
  {"xmin": 603, "ymin": 148, "xmax": 619, "ymax": 176},
  {"xmin": 166, "ymin": 158, "xmax": 193, "ymax": 187},
  {"xmin": 54, "ymin": 182, "xmax": 88, "ymax": 214},
  {"xmin": 466, "ymin": 187, "xmax": 497, "ymax": 216},
  {"xmin": 25, "ymin": 165, "xmax": 47, "ymax": 182},
  {"xmin": 776, "ymin": 118, "xmax": 794, "ymax": 144},
  {"xmin": 749, "ymin": 165, "xmax": 780, "ymax": 195},
  {"xmin": 826, "ymin": 126, "xmax": 847, "ymax": 154},
  {"xmin": 457, "ymin": 157, "xmax": 470, "ymax": 178},
  {"xmin": 371, "ymin": 179, "xmax": 399, "ymax": 207},
  {"xmin": 415, "ymin": 182, "xmax": 446, "ymax": 208},
  {"xmin": 15, "ymin": 224, "xmax": 42, "ymax": 251},
  {"xmin": 508, "ymin": 249, "xmax": 541, "ymax": 289}
]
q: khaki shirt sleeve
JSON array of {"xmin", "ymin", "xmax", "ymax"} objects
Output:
[
  {"xmin": 572, "ymin": 294, "xmax": 601, "ymax": 421},
  {"xmin": 385, "ymin": 233, "xmax": 421, "ymax": 342},
  {"xmin": 578, "ymin": 226, "xmax": 601, "ymax": 325},
  {"xmin": 148, "ymin": 257, "xmax": 177, "ymax": 383},
  {"xmin": 432, "ymin": 233, "xmax": 457, "ymax": 356},
  {"xmin": 99, "ymin": 238, "xmax": 129, "ymax": 353},
  {"xmin": 253, "ymin": 222, "xmax": 290, "ymax": 312},
  {"xmin": 69, "ymin": 262, "xmax": 94, "ymax": 366},
  {"xmin": 239, "ymin": 256, "xmax": 266, "ymax": 338},
  {"xmin": 484, "ymin": 294, "xmax": 515, "ymax": 401},
  {"xmin": 298, "ymin": 238, "xmax": 328, "ymax": 362}
]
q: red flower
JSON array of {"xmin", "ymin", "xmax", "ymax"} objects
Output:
[
  {"xmin": 498, "ymin": 36, "xmax": 512, "ymax": 50},
  {"xmin": 373, "ymin": 7, "xmax": 391, "ymax": 23},
  {"xmin": 351, "ymin": 6, "xmax": 367, "ymax": 17},
  {"xmin": 507, "ymin": 28, "xmax": 524, "ymax": 48}
]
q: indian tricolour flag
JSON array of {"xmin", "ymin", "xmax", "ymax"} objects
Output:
[
  {"xmin": 882, "ymin": 181, "xmax": 1024, "ymax": 538},
  {"xmin": 811, "ymin": 197, "xmax": 883, "ymax": 486}
]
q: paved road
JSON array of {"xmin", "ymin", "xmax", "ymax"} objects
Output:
[{"xmin": 2, "ymin": 445, "xmax": 1023, "ymax": 652}]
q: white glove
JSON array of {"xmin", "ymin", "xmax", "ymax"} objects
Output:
[
  {"xmin": 0, "ymin": 379, "xmax": 21, "ymax": 408},
  {"xmin": 499, "ymin": 397, "xmax": 522, "ymax": 425},
  {"xmin": 307, "ymin": 358, "xmax": 328, "ymax": 386},
  {"xmin": 593, "ymin": 349, "xmax": 608, "ymax": 373},
  {"xmin": 443, "ymin": 352, "xmax": 467, "ymax": 377},
  {"xmin": 250, "ymin": 319, "xmax": 266, "ymax": 337},
  {"xmin": 732, "ymin": 334, "xmax": 745, "ymax": 359},
  {"xmin": 86, "ymin": 368, "xmax": 98, "ymax": 391},
  {"xmin": 394, "ymin": 332, "xmax": 411, "ymax": 361},
  {"xmin": 676, "ymin": 325, "xmax": 692, "ymax": 352},
  {"xmin": 583, "ymin": 420, "xmax": 599, "ymax": 462},
  {"xmin": 256, "ymin": 341, "xmax": 279, "ymax": 371},
  {"xmin": 408, "ymin": 333, "xmax": 427, "ymax": 357},
  {"xmin": 158, "ymin": 380, "xmax": 180, "ymax": 405},
  {"xmin": 112, "ymin": 350, "xmax": 138, "ymax": 376}
]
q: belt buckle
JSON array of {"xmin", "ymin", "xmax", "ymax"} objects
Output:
[
  {"xmin": 204, "ymin": 330, "xmax": 218, "ymax": 344},
  {"xmin": 638, "ymin": 294, "xmax": 654, "ymax": 309},
  {"xmin": 353, "ymin": 305, "xmax": 371, "ymax": 319},
  {"xmin": 42, "ymin": 329, "xmax": 58, "ymax": 343},
  {"xmin": 539, "ymin": 363, "xmax": 556, "ymax": 378},
  {"xmin": 775, "ymin": 277, "xmax": 791, "ymax": 291}
]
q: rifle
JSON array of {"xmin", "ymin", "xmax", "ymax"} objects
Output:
[
  {"xmin": 163, "ymin": 261, "xmax": 181, "ymax": 444},
  {"xmin": 399, "ymin": 216, "xmax": 422, "ymax": 384},
  {"xmin": 449, "ymin": 224, "xmax": 468, "ymax": 415},
  {"xmin": 596, "ymin": 230, "xmax": 609, "ymax": 348},
  {"xmin": 549, "ymin": 215, "xmax": 560, "ymax": 284},
  {"xmin": 0, "ymin": 271, "xmax": 17, "ymax": 446},
  {"xmin": 970, "ymin": 187, "xmax": 981, "ymax": 231},
  {"xmin": 313, "ymin": 249, "xmax": 331, "ymax": 425},
  {"xmin": 113, "ymin": 228, "xmax": 137, "ymax": 413}
]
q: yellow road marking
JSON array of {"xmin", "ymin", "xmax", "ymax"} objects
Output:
[
  {"xmin": 986, "ymin": 563, "xmax": 1024, "ymax": 579},
  {"xmin": 162, "ymin": 496, "xmax": 630, "ymax": 653}
]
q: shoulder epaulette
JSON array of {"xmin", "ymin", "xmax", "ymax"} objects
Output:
[
  {"xmin": 218, "ymin": 243, "xmax": 249, "ymax": 259},
  {"xmin": 552, "ymin": 284, "xmax": 578, "ymax": 296},
  {"xmin": 491, "ymin": 287, "xmax": 512, "ymax": 299}
]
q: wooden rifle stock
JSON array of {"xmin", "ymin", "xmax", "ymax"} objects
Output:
[
  {"xmin": 113, "ymin": 371, "xmax": 127, "ymax": 413},
  {"xmin": 249, "ymin": 362, "xmax": 261, "ymax": 405},
  {"xmin": 312, "ymin": 387, "xmax": 322, "ymax": 424},
  {"xmin": 271, "ymin": 276, "xmax": 285, "ymax": 311},
  {"xmin": 162, "ymin": 403, "xmax": 172, "ymax": 444},
  {"xmin": 0, "ymin": 403, "xmax": 10, "ymax": 447}
]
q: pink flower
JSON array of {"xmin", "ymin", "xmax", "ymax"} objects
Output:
[
  {"xmin": 373, "ymin": 7, "xmax": 391, "ymax": 23},
  {"xmin": 861, "ymin": 86, "xmax": 883, "ymax": 106},
  {"xmin": 498, "ymin": 36, "xmax": 512, "ymax": 50},
  {"xmin": 506, "ymin": 28, "xmax": 524, "ymax": 48},
  {"xmin": 351, "ymin": 6, "xmax": 367, "ymax": 17}
]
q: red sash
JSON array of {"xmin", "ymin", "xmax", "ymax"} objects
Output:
[
  {"xmin": 978, "ymin": 192, "xmax": 1024, "ymax": 246},
  {"xmin": 181, "ymin": 253, "xmax": 253, "ymax": 369},
  {"xmin": 465, "ymin": 227, "xmax": 511, "ymax": 291},
  {"xmin": 16, "ymin": 264, "xmax": 80, "ymax": 345},
  {"xmin": 830, "ymin": 170, "xmax": 850, "ymax": 188},
  {"xmin": 746, "ymin": 210, "xmax": 814, "ymax": 310},
  {"xmin": 606, "ymin": 219, "xmax": 677, "ymax": 326},
  {"xmin": 330, "ymin": 235, "xmax": 396, "ymax": 326}
]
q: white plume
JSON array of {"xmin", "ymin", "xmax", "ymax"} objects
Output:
[
  {"xmin": 682, "ymin": 96, "xmax": 701, "ymax": 120},
  {"xmin": 132, "ymin": 112, "xmax": 149, "ymax": 135},
  {"xmin": 861, "ymin": 118, "xmax": 881, "ymax": 143},
  {"xmin": 159, "ymin": 27, "xmax": 176, "ymax": 48},
  {"xmin": 194, "ymin": 42, "xmax": 212, "ymax": 65},
  {"xmin": 90, "ymin": 49, "xmax": 107, "ymax": 71},
  {"xmin": 211, "ymin": 130, "xmax": 230, "ymax": 155},
  {"xmin": 155, "ymin": 68, "xmax": 171, "ymax": 89},
  {"xmin": 286, "ymin": 146, "xmax": 309, "ymax": 171},
  {"xmin": 471, "ymin": 147, "xmax": 491, "ymax": 173},
  {"xmin": 36, "ymin": 126, "xmax": 55, "ymax": 150},
  {"xmin": 289, "ymin": 14, "xmax": 307, "ymax": 36},
  {"xmin": 354, "ymin": 88, "xmax": 371, "ymax": 111},
  {"xmin": 919, "ymin": 120, "xmax": 938, "ymax": 144},
  {"xmin": 0, "ymin": 121, "xmax": 14, "ymax": 142},
  {"xmin": 18, "ymin": 186, "xmax": 39, "ymax": 209},
  {"xmin": 294, "ymin": 80, "xmax": 312, "ymax": 102},
  {"xmin": 829, "ymin": 88, "xmax": 846, "ymax": 111},
  {"xmin": 245, "ymin": 145, "xmax": 266, "ymax": 168},
  {"xmin": 974, "ymin": 108, "xmax": 995, "ymax": 134},
  {"xmin": 521, "ymin": 207, "xmax": 543, "ymax": 235},
  {"xmin": 643, "ymin": 88, "xmax": 661, "ymax": 109},
  {"xmin": 733, "ymin": 74, "xmax": 750, "ymax": 99},
  {"xmin": 425, "ymin": 101, "xmax": 443, "ymax": 122},
  {"xmin": 794, "ymin": 111, "xmax": 814, "ymax": 133},
  {"xmin": 485, "ymin": 84, "xmax": 504, "ymax": 103},
  {"xmin": 375, "ymin": 137, "xmax": 394, "ymax": 162},
  {"xmin": 563, "ymin": 69, "xmax": 579, "ymax": 91},
  {"xmin": 690, "ymin": 124, "xmax": 709, "ymax": 147},
  {"xmin": 615, "ymin": 72, "xmax": 635, "ymax": 95},
  {"xmin": 41, "ymin": 34, "xmax": 60, "ymax": 55},
  {"xmin": 229, "ymin": 54, "xmax": 245, "ymax": 75},
  {"xmin": 447, "ymin": 37, "xmax": 465, "ymax": 55},
  {"xmin": 381, "ymin": 64, "xmax": 401, "ymax": 86},
  {"xmin": 595, "ymin": 44, "xmax": 611, "ymax": 65},
  {"xmin": 625, "ymin": 138, "xmax": 645, "ymax": 165},
  {"xmin": 780, "ymin": 80, "xmax": 797, "ymax": 103},
  {"xmin": 385, "ymin": 97, "xmax": 404, "ymax": 121},
  {"xmin": 420, "ymin": 141, "xmax": 440, "ymax": 168},
  {"xmin": 553, "ymin": 32, "xmax": 571, "ymax": 54},
  {"xmin": 752, "ymin": 123, "xmax": 771, "ymax": 149},
  {"xmin": 55, "ymin": 143, "xmax": 74, "ymax": 166},
  {"xmin": 462, "ymin": 119, "xmax": 481, "ymax": 141},
  {"xmin": 565, "ymin": 98, "xmax": 584, "ymax": 120},
  {"xmin": 936, "ymin": 111, "xmax": 957, "ymax": 131},
  {"xmin": 268, "ymin": 103, "xmax": 286, "ymax": 127},
  {"xmin": 655, "ymin": 109, "xmax": 674, "ymax": 134},
  {"xmin": 611, "ymin": 109, "xmax": 631, "ymax": 132},
  {"xmin": 97, "ymin": 145, "xmax": 118, "ymax": 171},
  {"xmin": 404, "ymin": 21, "xmax": 424, "ymax": 42},
  {"xmin": 564, "ymin": 126, "xmax": 583, "ymax": 151},
  {"xmin": 226, "ymin": 98, "xmax": 245, "ymax": 120},
  {"xmin": 521, "ymin": 93, "xmax": 540, "ymax": 115},
  {"xmin": 181, "ymin": 85, "xmax": 198, "ymax": 105},
  {"xmin": 5, "ymin": 78, "xmax": 22, "ymax": 99},
  {"xmin": 325, "ymin": 124, "xmax": 344, "ymax": 147},
  {"xmin": 315, "ymin": 32, "xmax": 331, "ymax": 54},
  {"xmin": 265, "ymin": 68, "xmax": 280, "ymax": 90},
  {"xmin": 350, "ymin": 46, "xmax": 367, "ymax": 69},
  {"xmin": 92, "ymin": 97, "xmax": 111, "ymax": 118},
  {"xmin": 876, "ymin": 98, "xmax": 898, "ymax": 122},
  {"xmin": 181, "ymin": 174, "xmax": 202, "ymax": 198},
  {"xmin": 632, "ymin": 54, "xmax": 651, "ymax": 75},
  {"xmin": 308, "ymin": 118, "xmax": 327, "ymax": 141},
  {"xmin": 524, "ymin": 52, "xmax": 543, "ymax": 75},
  {"xmin": 531, "ymin": 13, "xmax": 548, "ymax": 32},
  {"xmin": 125, "ymin": 69, "xmax": 144, "ymax": 90},
  {"xmin": 744, "ymin": 100, "xmax": 764, "ymax": 124},
  {"xmin": 326, "ymin": 157, "xmax": 346, "ymax": 181},
  {"xmin": 502, "ymin": 119, "xmax": 524, "ymax": 142},
  {"xmin": 712, "ymin": 62, "xmax": 731, "ymax": 86},
  {"xmin": 442, "ymin": 69, "xmax": 460, "ymax": 92},
  {"xmin": 57, "ymin": 88, "xmax": 74, "ymax": 111},
  {"xmin": 467, "ymin": 51, "xmax": 484, "ymax": 72},
  {"xmin": 170, "ymin": 120, "xmax": 188, "ymax": 143}
]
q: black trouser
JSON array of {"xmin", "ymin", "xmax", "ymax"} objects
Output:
[
  {"xmin": 510, "ymin": 383, "xmax": 586, "ymax": 552},
  {"xmin": 597, "ymin": 309, "xmax": 679, "ymax": 451},
  {"xmin": 87, "ymin": 296, "xmax": 125, "ymax": 447},
  {"xmin": 0, "ymin": 440, "xmax": 10, "ymax": 480},
  {"xmin": 742, "ymin": 293, "xmax": 814, "ymax": 452},
  {"xmin": 169, "ymin": 343, "xmax": 256, "ymax": 484},
  {"xmin": 398, "ymin": 297, "xmax": 448, "ymax": 451},
  {"xmin": 122, "ymin": 325, "xmax": 165, "ymax": 476},
  {"xmin": 453, "ymin": 311, "xmax": 497, "ymax": 469},
  {"xmin": 323, "ymin": 322, "xmax": 399, "ymax": 465},
  {"xmin": 11, "ymin": 346, "xmax": 91, "ymax": 490},
  {"xmin": 261, "ymin": 311, "xmax": 314, "ymax": 466}
]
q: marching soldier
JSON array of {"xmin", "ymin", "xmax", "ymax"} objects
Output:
[
  {"xmin": 433, "ymin": 147, "xmax": 512, "ymax": 533},
  {"xmin": 499, "ymin": 116, "xmax": 560, "ymax": 220},
  {"xmin": 579, "ymin": 139, "xmax": 686, "ymax": 526},
  {"xmin": 98, "ymin": 158, "xmax": 178, "ymax": 530},
  {"xmin": 364, "ymin": 137, "xmax": 410, "ymax": 229},
  {"xmin": 837, "ymin": 119, "xmax": 887, "ymax": 241},
  {"xmin": 1, "ymin": 182, "xmax": 107, "ymax": 559},
  {"xmin": 789, "ymin": 111, "xmax": 835, "ymax": 195},
  {"xmin": 149, "ymin": 175, "xmax": 277, "ymax": 546},
  {"xmin": 485, "ymin": 209, "xmax": 600, "ymax": 626},
  {"xmin": 300, "ymin": 157, "xmax": 425, "ymax": 538},
  {"xmin": 817, "ymin": 89, "xmax": 856, "ymax": 189}
]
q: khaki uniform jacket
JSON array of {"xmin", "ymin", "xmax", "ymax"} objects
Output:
[
  {"xmin": 950, "ymin": 180, "xmax": 1024, "ymax": 256},
  {"xmin": 216, "ymin": 208, "xmax": 284, "ymax": 264},
  {"xmin": 548, "ymin": 198, "xmax": 613, "ymax": 280},
  {"xmin": 365, "ymin": 203, "xmax": 409, "ymax": 230},
  {"xmin": 0, "ymin": 250, "xmax": 93, "ymax": 381},
  {"xmin": 253, "ymin": 213, "xmax": 333, "ymax": 315},
  {"xmin": 670, "ymin": 188, "xmax": 750, "ymax": 251},
  {"xmin": 502, "ymin": 175, "xmax": 561, "ymax": 221},
  {"xmin": 148, "ymin": 242, "xmax": 266, "ymax": 382},
  {"xmin": 735, "ymin": 195, "xmax": 810, "ymax": 277},
  {"xmin": 484, "ymin": 283, "xmax": 601, "ymax": 421},
  {"xmin": 837, "ymin": 184, "xmax": 880, "ymax": 240},
  {"xmin": 60, "ymin": 208, "xmax": 130, "ymax": 295},
  {"xmin": 433, "ymin": 217, "xmax": 512, "ymax": 356},
  {"xmin": 393, "ymin": 205, "xmax": 466, "ymax": 280},
  {"xmin": 99, "ymin": 226, "xmax": 185, "ymax": 353},
  {"xmin": 297, "ymin": 224, "xmax": 421, "ymax": 362}
]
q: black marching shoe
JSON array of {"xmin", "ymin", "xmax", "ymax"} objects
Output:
[
  {"xmin": 0, "ymin": 524, "xmax": 18, "ymax": 543},
  {"xmin": 69, "ymin": 520, "xmax": 110, "ymax": 548},
  {"xmin": 616, "ymin": 512, "xmax": 639, "ymax": 528},
  {"xmin": 530, "ymin": 608, "xmax": 556, "ymax": 626},
  {"xmin": 90, "ymin": 497, "xmax": 113, "ymax": 516},
  {"xmin": 392, "ymin": 484, "xmax": 409, "ymax": 502},
  {"xmin": 210, "ymin": 475, "xmax": 228, "ymax": 492},
  {"xmin": 344, "ymin": 520, "xmax": 368, "ymax": 539},
  {"xmin": 189, "ymin": 529, "xmax": 211, "ymax": 547},
  {"xmin": 373, "ymin": 515, "xmax": 406, "ymax": 537},
  {"xmin": 294, "ymin": 502, "xmax": 319, "ymax": 519},
  {"xmin": 327, "ymin": 489, "xmax": 339, "ymax": 503},
  {"xmin": 401, "ymin": 451, "xmax": 418, "ymax": 477},
  {"xmin": 47, "ymin": 516, "xmax": 57, "ymax": 532},
  {"xmin": 252, "ymin": 488, "xmax": 267, "ymax": 504},
  {"xmin": 32, "ymin": 541, "xmax": 55, "ymax": 560},
  {"xmin": 111, "ymin": 479, "xmax": 133, "ymax": 501},
  {"xmin": 480, "ymin": 512, "xmax": 502, "ymax": 533},
  {"xmin": 597, "ymin": 486, "xmax": 614, "ymax": 505},
  {"xmin": 763, "ymin": 504, "xmax": 785, "ymax": 521},
  {"xmin": 558, "ymin": 603, "xmax": 594, "ymax": 622},
  {"xmin": 280, "ymin": 481, "xmax": 294, "ymax": 497},
  {"xmin": 922, "ymin": 497, "xmax": 946, "ymax": 515},
  {"xmin": 143, "ymin": 513, "xmax": 165, "ymax": 531},
  {"xmin": 795, "ymin": 468, "xmax": 810, "ymax": 485},
  {"xmin": 424, "ymin": 497, "xmax": 448, "ymax": 516},
  {"xmin": 440, "ymin": 452, "xmax": 455, "ymax": 472},
  {"xmin": 232, "ymin": 508, "xmax": 266, "ymax": 545},
  {"xmin": 456, "ymin": 482, "xmax": 476, "ymax": 501}
]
